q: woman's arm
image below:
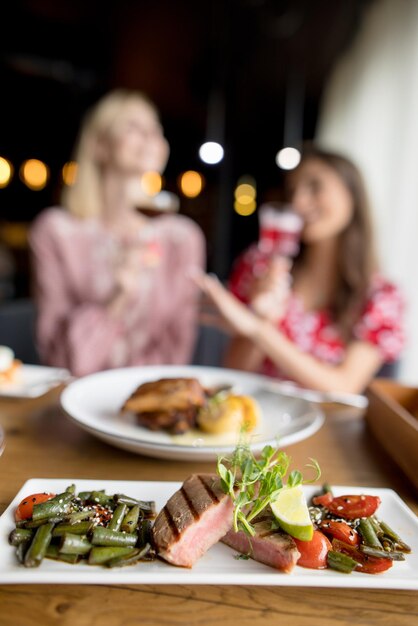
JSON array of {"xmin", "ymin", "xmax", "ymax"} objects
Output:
[
  {"xmin": 223, "ymin": 335, "xmax": 265, "ymax": 372},
  {"xmin": 249, "ymin": 320, "xmax": 383, "ymax": 393},
  {"xmin": 224, "ymin": 256, "xmax": 292, "ymax": 372},
  {"xmin": 196, "ymin": 273, "xmax": 383, "ymax": 393}
]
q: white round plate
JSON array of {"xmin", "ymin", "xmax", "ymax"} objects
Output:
[{"xmin": 60, "ymin": 365, "xmax": 325, "ymax": 461}]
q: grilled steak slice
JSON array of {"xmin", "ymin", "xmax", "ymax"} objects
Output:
[
  {"xmin": 122, "ymin": 378, "xmax": 206, "ymax": 414},
  {"xmin": 221, "ymin": 510, "xmax": 300, "ymax": 573},
  {"xmin": 152, "ymin": 474, "xmax": 234, "ymax": 568}
]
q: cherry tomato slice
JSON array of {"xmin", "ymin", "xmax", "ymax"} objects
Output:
[
  {"xmin": 294, "ymin": 530, "xmax": 332, "ymax": 569},
  {"xmin": 332, "ymin": 539, "xmax": 393, "ymax": 574},
  {"xmin": 312, "ymin": 492, "xmax": 334, "ymax": 507},
  {"xmin": 319, "ymin": 519, "xmax": 360, "ymax": 546},
  {"xmin": 15, "ymin": 492, "xmax": 56, "ymax": 522},
  {"xmin": 326, "ymin": 495, "xmax": 381, "ymax": 520}
]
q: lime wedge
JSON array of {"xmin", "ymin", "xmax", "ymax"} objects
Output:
[{"xmin": 270, "ymin": 485, "xmax": 314, "ymax": 541}]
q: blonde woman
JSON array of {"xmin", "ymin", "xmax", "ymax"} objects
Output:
[{"xmin": 30, "ymin": 90, "xmax": 205, "ymax": 376}]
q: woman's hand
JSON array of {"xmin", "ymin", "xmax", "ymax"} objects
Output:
[
  {"xmin": 194, "ymin": 272, "xmax": 262, "ymax": 338},
  {"xmin": 108, "ymin": 248, "xmax": 142, "ymax": 317},
  {"xmin": 249, "ymin": 256, "xmax": 292, "ymax": 322}
]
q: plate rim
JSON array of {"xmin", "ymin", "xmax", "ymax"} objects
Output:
[{"xmin": 0, "ymin": 364, "xmax": 71, "ymax": 399}]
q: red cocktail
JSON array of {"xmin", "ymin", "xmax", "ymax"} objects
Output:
[{"xmin": 258, "ymin": 204, "xmax": 303, "ymax": 258}]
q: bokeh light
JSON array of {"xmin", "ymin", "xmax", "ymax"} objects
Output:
[
  {"xmin": 178, "ymin": 170, "xmax": 204, "ymax": 198},
  {"xmin": 62, "ymin": 161, "xmax": 78, "ymax": 186},
  {"xmin": 141, "ymin": 171, "xmax": 162, "ymax": 196},
  {"xmin": 20, "ymin": 159, "xmax": 49, "ymax": 190},
  {"xmin": 0, "ymin": 157, "xmax": 13, "ymax": 189},
  {"xmin": 199, "ymin": 141, "xmax": 224, "ymax": 164},
  {"xmin": 234, "ymin": 198, "xmax": 257, "ymax": 216},
  {"xmin": 234, "ymin": 183, "xmax": 256, "ymax": 201},
  {"xmin": 275, "ymin": 147, "xmax": 301, "ymax": 170},
  {"xmin": 234, "ymin": 177, "xmax": 257, "ymax": 216}
]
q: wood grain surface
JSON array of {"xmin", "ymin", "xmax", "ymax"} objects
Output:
[{"xmin": 0, "ymin": 385, "xmax": 417, "ymax": 626}]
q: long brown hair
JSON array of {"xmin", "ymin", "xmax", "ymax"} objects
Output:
[{"xmin": 290, "ymin": 145, "xmax": 378, "ymax": 339}]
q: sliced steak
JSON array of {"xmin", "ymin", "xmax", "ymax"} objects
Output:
[
  {"xmin": 152, "ymin": 474, "xmax": 234, "ymax": 568},
  {"xmin": 221, "ymin": 510, "xmax": 300, "ymax": 573}
]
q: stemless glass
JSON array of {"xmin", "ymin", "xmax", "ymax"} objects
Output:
[
  {"xmin": 258, "ymin": 203, "xmax": 303, "ymax": 259},
  {"xmin": 251, "ymin": 203, "xmax": 303, "ymax": 319}
]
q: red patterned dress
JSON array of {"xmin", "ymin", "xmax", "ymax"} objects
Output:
[{"xmin": 229, "ymin": 244, "xmax": 405, "ymax": 380}]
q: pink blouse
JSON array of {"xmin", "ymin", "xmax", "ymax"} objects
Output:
[
  {"xmin": 229, "ymin": 244, "xmax": 405, "ymax": 379},
  {"xmin": 30, "ymin": 208, "xmax": 205, "ymax": 376}
]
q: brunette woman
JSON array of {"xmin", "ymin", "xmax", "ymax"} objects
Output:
[{"xmin": 196, "ymin": 146, "xmax": 404, "ymax": 393}]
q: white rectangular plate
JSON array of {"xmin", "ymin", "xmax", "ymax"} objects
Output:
[
  {"xmin": 0, "ymin": 365, "xmax": 71, "ymax": 398},
  {"xmin": 1, "ymin": 479, "xmax": 417, "ymax": 588}
]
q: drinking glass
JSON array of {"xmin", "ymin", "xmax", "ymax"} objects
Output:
[
  {"xmin": 258, "ymin": 203, "xmax": 303, "ymax": 259},
  {"xmin": 251, "ymin": 203, "xmax": 303, "ymax": 319}
]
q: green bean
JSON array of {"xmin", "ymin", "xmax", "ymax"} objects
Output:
[
  {"xmin": 108, "ymin": 503, "xmax": 127, "ymax": 531},
  {"xmin": 360, "ymin": 545, "xmax": 405, "ymax": 561},
  {"xmin": 106, "ymin": 544, "xmax": 153, "ymax": 568},
  {"xmin": 15, "ymin": 542, "xmax": 28, "ymax": 564},
  {"xmin": 89, "ymin": 491, "xmax": 114, "ymax": 507},
  {"xmin": 115, "ymin": 494, "xmax": 155, "ymax": 514},
  {"xmin": 32, "ymin": 492, "xmax": 73, "ymax": 521},
  {"xmin": 46, "ymin": 544, "xmax": 79, "ymax": 564},
  {"xmin": 10, "ymin": 484, "xmax": 157, "ymax": 569},
  {"xmin": 8, "ymin": 527, "xmax": 34, "ymax": 546},
  {"xmin": 23, "ymin": 515, "xmax": 67, "ymax": 528},
  {"xmin": 322, "ymin": 483, "xmax": 333, "ymax": 496},
  {"xmin": 24, "ymin": 522, "xmax": 54, "ymax": 568},
  {"xmin": 121, "ymin": 505, "xmax": 140, "ymax": 533},
  {"xmin": 327, "ymin": 550, "xmax": 358, "ymax": 573},
  {"xmin": 91, "ymin": 527, "xmax": 138, "ymax": 547},
  {"xmin": 358, "ymin": 518, "xmax": 383, "ymax": 548},
  {"xmin": 88, "ymin": 546, "xmax": 135, "ymax": 565},
  {"xmin": 60, "ymin": 533, "xmax": 92, "ymax": 555},
  {"xmin": 77, "ymin": 491, "xmax": 92, "ymax": 502},
  {"xmin": 369, "ymin": 516, "xmax": 384, "ymax": 537},
  {"xmin": 52, "ymin": 521, "xmax": 93, "ymax": 537},
  {"xmin": 65, "ymin": 510, "xmax": 96, "ymax": 524},
  {"xmin": 379, "ymin": 521, "xmax": 411, "ymax": 552},
  {"xmin": 137, "ymin": 519, "xmax": 153, "ymax": 548}
]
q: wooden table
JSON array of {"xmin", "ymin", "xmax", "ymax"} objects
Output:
[{"xmin": 0, "ymin": 387, "xmax": 417, "ymax": 626}]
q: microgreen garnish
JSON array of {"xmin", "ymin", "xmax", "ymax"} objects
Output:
[
  {"xmin": 217, "ymin": 442, "xmax": 321, "ymax": 536},
  {"xmin": 234, "ymin": 553, "xmax": 250, "ymax": 560}
]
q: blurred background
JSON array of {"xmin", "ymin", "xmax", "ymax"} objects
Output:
[{"xmin": 1, "ymin": 0, "xmax": 417, "ymax": 383}]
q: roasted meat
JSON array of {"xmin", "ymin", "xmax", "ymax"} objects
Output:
[
  {"xmin": 152, "ymin": 474, "xmax": 234, "ymax": 568},
  {"xmin": 122, "ymin": 377, "xmax": 206, "ymax": 434},
  {"xmin": 133, "ymin": 407, "xmax": 198, "ymax": 434}
]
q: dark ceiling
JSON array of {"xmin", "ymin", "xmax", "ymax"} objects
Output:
[{"xmin": 1, "ymin": 0, "xmax": 374, "ymax": 274}]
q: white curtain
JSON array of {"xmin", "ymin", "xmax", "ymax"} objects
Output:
[{"xmin": 316, "ymin": 0, "xmax": 418, "ymax": 384}]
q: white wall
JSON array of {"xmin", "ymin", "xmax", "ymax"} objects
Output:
[{"xmin": 316, "ymin": 0, "xmax": 418, "ymax": 384}]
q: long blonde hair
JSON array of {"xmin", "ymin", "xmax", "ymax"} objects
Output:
[{"xmin": 61, "ymin": 89, "xmax": 158, "ymax": 219}]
